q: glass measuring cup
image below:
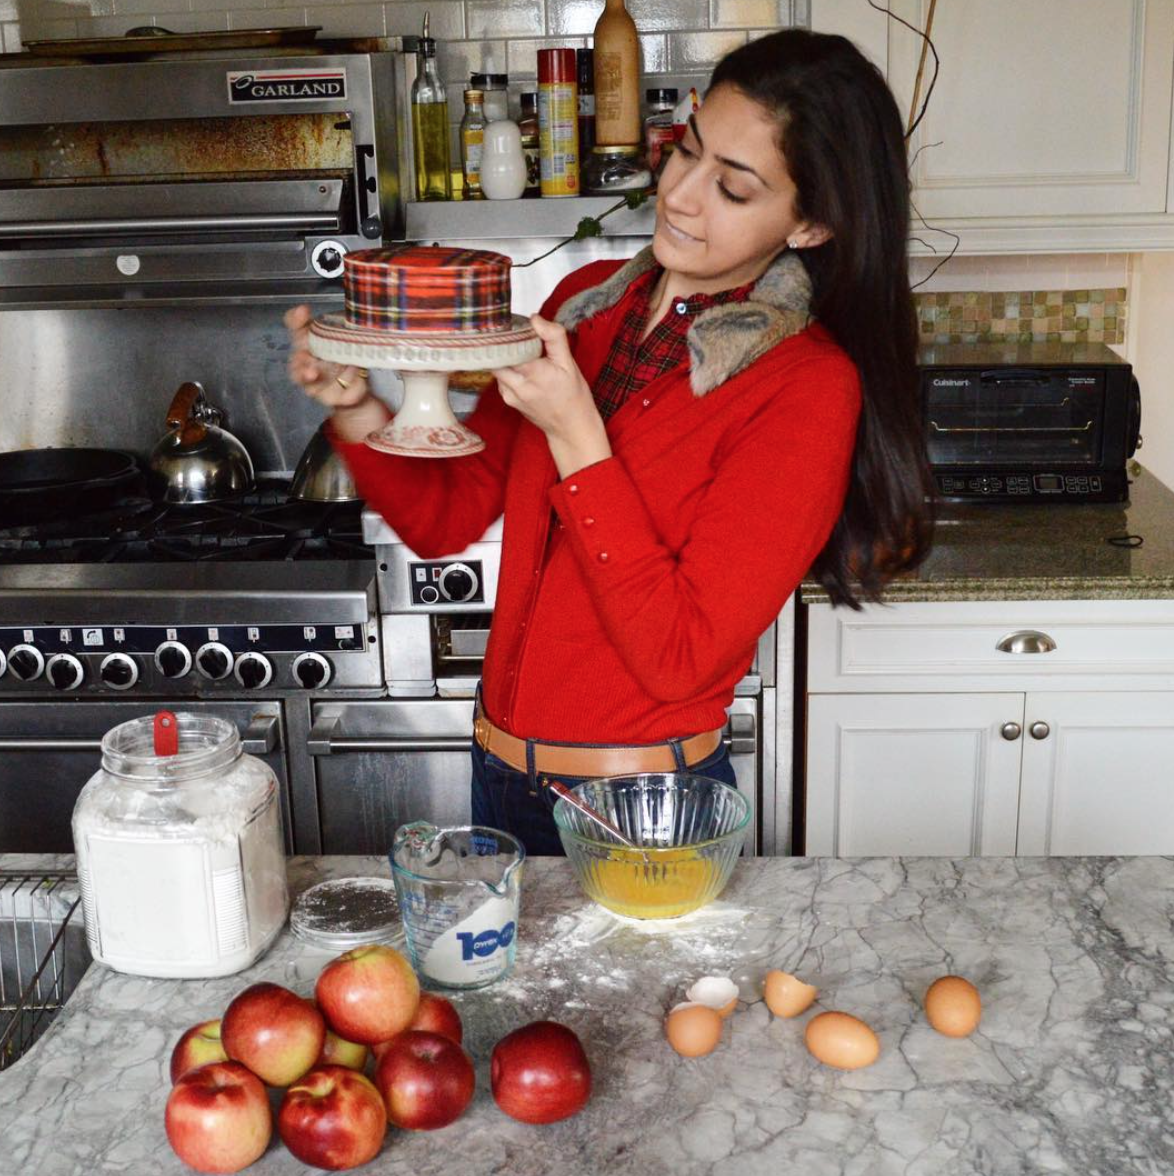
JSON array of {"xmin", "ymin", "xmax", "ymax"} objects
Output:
[{"xmin": 389, "ymin": 822, "xmax": 525, "ymax": 989}]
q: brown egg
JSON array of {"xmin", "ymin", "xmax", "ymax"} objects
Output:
[
  {"xmin": 665, "ymin": 1003, "xmax": 724, "ymax": 1057},
  {"xmin": 804, "ymin": 1011, "xmax": 880, "ymax": 1070},
  {"xmin": 924, "ymin": 975, "xmax": 982, "ymax": 1037},
  {"xmin": 763, "ymin": 969, "xmax": 818, "ymax": 1018}
]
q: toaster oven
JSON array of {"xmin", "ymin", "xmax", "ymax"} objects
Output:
[{"xmin": 918, "ymin": 340, "xmax": 1141, "ymax": 503}]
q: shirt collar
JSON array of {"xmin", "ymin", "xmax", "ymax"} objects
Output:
[{"xmin": 631, "ymin": 266, "xmax": 758, "ymax": 318}]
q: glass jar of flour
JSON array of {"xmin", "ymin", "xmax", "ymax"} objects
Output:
[{"xmin": 72, "ymin": 712, "xmax": 288, "ymax": 978}]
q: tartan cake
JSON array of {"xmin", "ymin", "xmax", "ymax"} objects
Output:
[{"xmin": 343, "ymin": 246, "xmax": 513, "ymax": 333}]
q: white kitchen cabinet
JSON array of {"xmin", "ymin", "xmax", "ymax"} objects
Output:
[
  {"xmin": 806, "ymin": 692, "xmax": 1024, "ymax": 856},
  {"xmin": 805, "ymin": 600, "xmax": 1174, "ymax": 856},
  {"xmin": 887, "ymin": 0, "xmax": 1174, "ymax": 220},
  {"xmin": 1017, "ymin": 691, "xmax": 1174, "ymax": 855}
]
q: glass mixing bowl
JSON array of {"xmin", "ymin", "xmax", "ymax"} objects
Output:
[{"xmin": 553, "ymin": 774, "xmax": 750, "ymax": 919}]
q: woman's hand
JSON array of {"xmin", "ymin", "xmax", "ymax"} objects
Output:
[
  {"xmin": 493, "ymin": 315, "xmax": 612, "ymax": 479},
  {"xmin": 284, "ymin": 305, "xmax": 391, "ymax": 442}
]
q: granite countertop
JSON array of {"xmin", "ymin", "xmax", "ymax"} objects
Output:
[
  {"xmin": 802, "ymin": 463, "xmax": 1174, "ymax": 603},
  {"xmin": 4, "ymin": 853, "xmax": 1174, "ymax": 1175}
]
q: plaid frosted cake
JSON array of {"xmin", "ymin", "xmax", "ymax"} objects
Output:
[{"xmin": 343, "ymin": 246, "xmax": 513, "ymax": 333}]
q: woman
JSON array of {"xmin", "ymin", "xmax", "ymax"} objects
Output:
[{"xmin": 285, "ymin": 29, "xmax": 933, "ymax": 855}]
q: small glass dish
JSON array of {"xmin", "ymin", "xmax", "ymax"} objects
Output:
[
  {"xmin": 290, "ymin": 876, "xmax": 404, "ymax": 951},
  {"xmin": 553, "ymin": 774, "xmax": 749, "ymax": 919}
]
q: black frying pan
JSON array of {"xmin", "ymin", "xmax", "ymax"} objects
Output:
[{"xmin": 0, "ymin": 448, "xmax": 143, "ymax": 526}]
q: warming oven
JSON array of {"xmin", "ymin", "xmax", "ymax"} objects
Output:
[
  {"xmin": 0, "ymin": 39, "xmax": 402, "ymax": 303},
  {"xmin": 920, "ymin": 340, "xmax": 1142, "ymax": 503}
]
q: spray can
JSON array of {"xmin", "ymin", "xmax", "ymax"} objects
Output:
[{"xmin": 537, "ymin": 48, "xmax": 579, "ymax": 197}]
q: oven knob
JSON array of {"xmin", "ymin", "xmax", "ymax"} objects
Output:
[
  {"xmin": 99, "ymin": 653, "xmax": 139, "ymax": 691},
  {"xmin": 195, "ymin": 641, "xmax": 234, "ymax": 681},
  {"xmin": 438, "ymin": 563, "xmax": 478, "ymax": 603},
  {"xmin": 292, "ymin": 652, "xmax": 332, "ymax": 690},
  {"xmin": 234, "ymin": 652, "xmax": 273, "ymax": 690},
  {"xmin": 8, "ymin": 644, "xmax": 45, "ymax": 682},
  {"xmin": 311, "ymin": 239, "xmax": 347, "ymax": 278},
  {"xmin": 0, "ymin": 649, "xmax": 5, "ymax": 678},
  {"xmin": 45, "ymin": 653, "xmax": 84, "ymax": 691},
  {"xmin": 154, "ymin": 641, "xmax": 193, "ymax": 679}
]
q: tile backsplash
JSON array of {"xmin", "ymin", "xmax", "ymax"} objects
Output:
[{"xmin": 914, "ymin": 288, "xmax": 1127, "ymax": 346}]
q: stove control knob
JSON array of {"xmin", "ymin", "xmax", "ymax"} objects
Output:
[
  {"xmin": 154, "ymin": 641, "xmax": 193, "ymax": 679},
  {"xmin": 234, "ymin": 652, "xmax": 273, "ymax": 690},
  {"xmin": 195, "ymin": 641, "xmax": 234, "ymax": 681},
  {"xmin": 438, "ymin": 563, "xmax": 478, "ymax": 603},
  {"xmin": 7, "ymin": 644, "xmax": 44, "ymax": 682},
  {"xmin": 99, "ymin": 653, "xmax": 139, "ymax": 691},
  {"xmin": 0, "ymin": 649, "xmax": 5, "ymax": 678},
  {"xmin": 292, "ymin": 652, "xmax": 332, "ymax": 690},
  {"xmin": 46, "ymin": 653, "xmax": 85, "ymax": 691}
]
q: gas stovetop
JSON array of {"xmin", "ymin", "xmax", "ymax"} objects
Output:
[
  {"xmin": 0, "ymin": 481, "xmax": 383, "ymax": 696},
  {"xmin": 0, "ymin": 480, "xmax": 369, "ymax": 565}
]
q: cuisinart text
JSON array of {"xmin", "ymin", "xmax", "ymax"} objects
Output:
[{"xmin": 227, "ymin": 69, "xmax": 347, "ymax": 103}]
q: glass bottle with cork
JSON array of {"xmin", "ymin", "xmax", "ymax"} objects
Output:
[
  {"xmin": 576, "ymin": 47, "xmax": 595, "ymax": 158},
  {"xmin": 411, "ymin": 13, "xmax": 451, "ymax": 201},
  {"xmin": 592, "ymin": 0, "xmax": 641, "ymax": 147},
  {"xmin": 460, "ymin": 88, "xmax": 487, "ymax": 199}
]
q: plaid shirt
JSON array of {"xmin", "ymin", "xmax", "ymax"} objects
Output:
[{"xmin": 593, "ymin": 268, "xmax": 757, "ymax": 420}]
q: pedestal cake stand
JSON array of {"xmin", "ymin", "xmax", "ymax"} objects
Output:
[{"xmin": 307, "ymin": 312, "xmax": 542, "ymax": 458}]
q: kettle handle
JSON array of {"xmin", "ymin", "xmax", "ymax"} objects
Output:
[{"xmin": 166, "ymin": 381, "xmax": 207, "ymax": 446}]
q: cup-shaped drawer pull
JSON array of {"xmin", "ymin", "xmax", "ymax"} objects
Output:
[{"xmin": 995, "ymin": 630, "xmax": 1057, "ymax": 654}]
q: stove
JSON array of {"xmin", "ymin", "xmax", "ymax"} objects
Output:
[{"xmin": 0, "ymin": 481, "xmax": 382, "ymax": 697}]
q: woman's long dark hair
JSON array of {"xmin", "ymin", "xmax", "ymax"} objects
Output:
[{"xmin": 711, "ymin": 30, "xmax": 935, "ymax": 608}]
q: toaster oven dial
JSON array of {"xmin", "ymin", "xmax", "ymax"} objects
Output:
[
  {"xmin": 195, "ymin": 641, "xmax": 234, "ymax": 681},
  {"xmin": 311, "ymin": 240, "xmax": 347, "ymax": 279},
  {"xmin": 438, "ymin": 563, "xmax": 478, "ymax": 603},
  {"xmin": 292, "ymin": 652, "xmax": 332, "ymax": 690},
  {"xmin": 6, "ymin": 644, "xmax": 43, "ymax": 682},
  {"xmin": 46, "ymin": 653, "xmax": 85, "ymax": 692},
  {"xmin": 99, "ymin": 653, "xmax": 139, "ymax": 691},
  {"xmin": 155, "ymin": 641, "xmax": 193, "ymax": 679},
  {"xmin": 234, "ymin": 652, "xmax": 273, "ymax": 690}
]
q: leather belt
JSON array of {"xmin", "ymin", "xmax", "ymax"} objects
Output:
[{"xmin": 472, "ymin": 700, "xmax": 724, "ymax": 778}]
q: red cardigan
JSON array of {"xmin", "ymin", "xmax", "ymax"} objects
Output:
[{"xmin": 331, "ymin": 259, "xmax": 861, "ymax": 742}]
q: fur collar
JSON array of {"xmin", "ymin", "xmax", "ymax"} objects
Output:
[{"xmin": 554, "ymin": 244, "xmax": 814, "ymax": 396}]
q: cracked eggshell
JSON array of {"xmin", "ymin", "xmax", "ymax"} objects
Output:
[
  {"xmin": 665, "ymin": 1004, "xmax": 723, "ymax": 1058},
  {"xmin": 684, "ymin": 976, "xmax": 739, "ymax": 1018},
  {"xmin": 763, "ymin": 969, "xmax": 818, "ymax": 1018}
]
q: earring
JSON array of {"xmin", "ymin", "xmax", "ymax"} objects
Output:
[{"xmin": 787, "ymin": 239, "xmax": 798, "ymax": 249}]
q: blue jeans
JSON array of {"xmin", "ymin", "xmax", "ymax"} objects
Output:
[{"xmin": 470, "ymin": 737, "xmax": 738, "ymax": 857}]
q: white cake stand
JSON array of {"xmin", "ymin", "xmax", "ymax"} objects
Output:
[{"xmin": 308, "ymin": 313, "xmax": 542, "ymax": 458}]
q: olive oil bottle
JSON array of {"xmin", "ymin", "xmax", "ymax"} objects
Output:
[{"xmin": 412, "ymin": 14, "xmax": 452, "ymax": 201}]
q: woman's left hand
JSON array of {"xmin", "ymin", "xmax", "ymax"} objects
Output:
[{"xmin": 493, "ymin": 315, "xmax": 612, "ymax": 478}]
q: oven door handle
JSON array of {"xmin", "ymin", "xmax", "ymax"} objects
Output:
[
  {"xmin": 0, "ymin": 213, "xmax": 342, "ymax": 239},
  {"xmin": 0, "ymin": 739, "xmax": 103, "ymax": 751},
  {"xmin": 242, "ymin": 713, "xmax": 280, "ymax": 756},
  {"xmin": 307, "ymin": 714, "xmax": 471, "ymax": 756}
]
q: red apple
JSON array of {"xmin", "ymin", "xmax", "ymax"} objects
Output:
[
  {"xmin": 315, "ymin": 944, "xmax": 420, "ymax": 1046},
  {"xmin": 165, "ymin": 1060, "xmax": 272, "ymax": 1174},
  {"xmin": 278, "ymin": 1064, "xmax": 387, "ymax": 1170},
  {"xmin": 170, "ymin": 1019, "xmax": 228, "ymax": 1084},
  {"xmin": 405, "ymin": 992, "xmax": 463, "ymax": 1044},
  {"xmin": 317, "ymin": 1028, "xmax": 370, "ymax": 1072},
  {"xmin": 221, "ymin": 982, "xmax": 326, "ymax": 1088},
  {"xmin": 490, "ymin": 1021, "xmax": 592, "ymax": 1125},
  {"xmin": 374, "ymin": 1030, "xmax": 475, "ymax": 1131}
]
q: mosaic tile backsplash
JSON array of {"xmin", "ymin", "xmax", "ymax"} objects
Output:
[{"xmin": 914, "ymin": 289, "xmax": 1127, "ymax": 346}]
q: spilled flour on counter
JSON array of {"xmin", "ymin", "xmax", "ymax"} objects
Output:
[{"xmin": 486, "ymin": 900, "xmax": 760, "ymax": 1009}]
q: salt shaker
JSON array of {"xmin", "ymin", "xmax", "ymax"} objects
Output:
[{"xmin": 480, "ymin": 120, "xmax": 528, "ymax": 200}]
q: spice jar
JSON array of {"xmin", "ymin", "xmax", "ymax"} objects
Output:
[
  {"xmin": 644, "ymin": 87, "xmax": 678, "ymax": 174},
  {"xmin": 460, "ymin": 88, "xmax": 487, "ymax": 198},
  {"xmin": 72, "ymin": 712, "xmax": 288, "ymax": 978},
  {"xmin": 582, "ymin": 144, "xmax": 652, "ymax": 194}
]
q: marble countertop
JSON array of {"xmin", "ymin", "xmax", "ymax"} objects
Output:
[
  {"xmin": 802, "ymin": 463, "xmax": 1174, "ymax": 602},
  {"xmin": 3, "ymin": 853, "xmax": 1174, "ymax": 1176}
]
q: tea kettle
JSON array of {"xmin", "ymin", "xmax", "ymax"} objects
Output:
[{"xmin": 149, "ymin": 382, "xmax": 254, "ymax": 504}]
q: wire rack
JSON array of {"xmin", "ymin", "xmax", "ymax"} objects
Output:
[{"xmin": 0, "ymin": 871, "xmax": 86, "ymax": 1072}]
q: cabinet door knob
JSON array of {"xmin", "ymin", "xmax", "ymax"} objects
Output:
[
  {"xmin": 1000, "ymin": 721, "xmax": 1022, "ymax": 741},
  {"xmin": 996, "ymin": 630, "xmax": 1057, "ymax": 654},
  {"xmin": 1029, "ymin": 721, "xmax": 1051, "ymax": 740}
]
